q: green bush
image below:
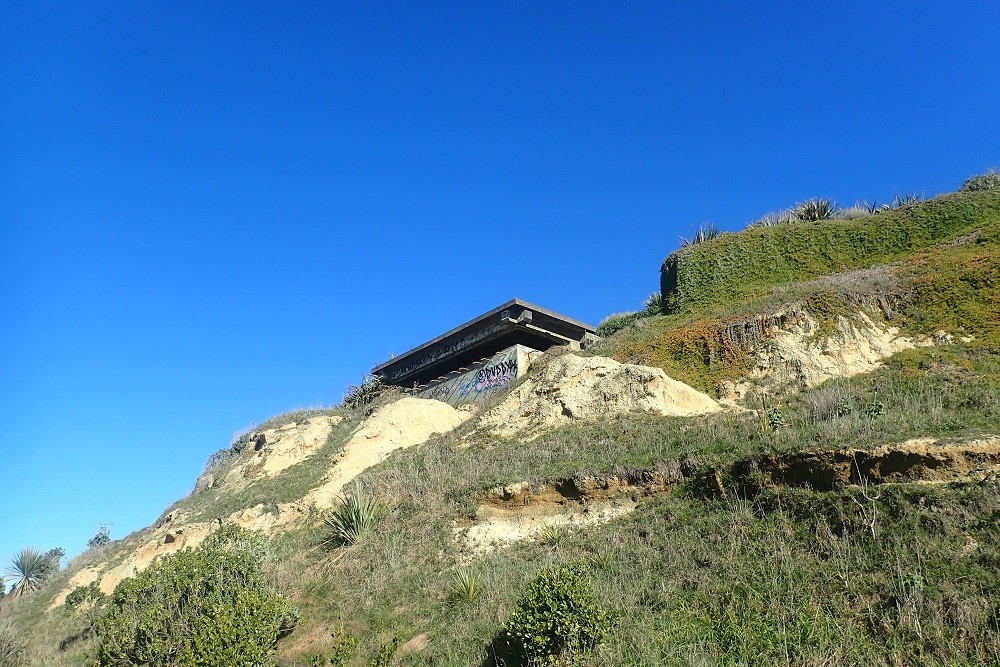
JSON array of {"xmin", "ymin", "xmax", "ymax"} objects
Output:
[
  {"xmin": 94, "ymin": 525, "xmax": 297, "ymax": 667},
  {"xmin": 960, "ymin": 169, "xmax": 1000, "ymax": 192},
  {"xmin": 595, "ymin": 312, "xmax": 642, "ymax": 337},
  {"xmin": 500, "ymin": 562, "xmax": 610, "ymax": 665},
  {"xmin": 64, "ymin": 581, "xmax": 105, "ymax": 610}
]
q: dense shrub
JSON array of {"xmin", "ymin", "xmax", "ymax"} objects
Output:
[
  {"xmin": 94, "ymin": 525, "xmax": 297, "ymax": 667},
  {"xmin": 500, "ymin": 562, "xmax": 610, "ymax": 665},
  {"xmin": 87, "ymin": 526, "xmax": 111, "ymax": 548},
  {"xmin": 960, "ymin": 169, "xmax": 1000, "ymax": 192},
  {"xmin": 595, "ymin": 311, "xmax": 643, "ymax": 337},
  {"xmin": 64, "ymin": 581, "xmax": 105, "ymax": 610},
  {"xmin": 661, "ymin": 189, "xmax": 1000, "ymax": 314}
]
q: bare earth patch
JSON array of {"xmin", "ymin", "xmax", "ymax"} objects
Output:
[{"xmin": 479, "ymin": 354, "xmax": 721, "ymax": 440}]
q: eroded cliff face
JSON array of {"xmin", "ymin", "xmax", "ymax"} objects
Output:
[
  {"xmin": 48, "ymin": 330, "xmax": 947, "ymax": 606},
  {"xmin": 478, "ymin": 353, "xmax": 722, "ymax": 440},
  {"xmin": 711, "ymin": 302, "xmax": 939, "ymax": 402},
  {"xmin": 50, "ymin": 354, "xmax": 725, "ymax": 605}
]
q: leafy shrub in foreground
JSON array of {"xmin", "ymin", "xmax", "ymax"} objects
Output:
[
  {"xmin": 500, "ymin": 561, "xmax": 610, "ymax": 665},
  {"xmin": 94, "ymin": 525, "xmax": 296, "ymax": 667}
]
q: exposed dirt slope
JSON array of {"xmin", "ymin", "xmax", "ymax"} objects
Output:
[
  {"xmin": 479, "ymin": 353, "xmax": 721, "ymax": 440},
  {"xmin": 50, "ymin": 397, "xmax": 473, "ymax": 606},
  {"xmin": 455, "ymin": 435, "xmax": 1000, "ymax": 555}
]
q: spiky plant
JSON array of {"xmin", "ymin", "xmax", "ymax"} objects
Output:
[
  {"xmin": 341, "ymin": 375, "xmax": 387, "ymax": 410},
  {"xmin": 448, "ymin": 568, "xmax": 482, "ymax": 604},
  {"xmin": 642, "ymin": 292, "xmax": 664, "ymax": 315},
  {"xmin": 325, "ymin": 482, "xmax": 386, "ymax": 546},
  {"xmin": 747, "ymin": 210, "xmax": 796, "ymax": 228},
  {"xmin": 5, "ymin": 548, "xmax": 50, "ymax": 598},
  {"xmin": 892, "ymin": 193, "xmax": 922, "ymax": 208},
  {"xmin": 794, "ymin": 198, "xmax": 836, "ymax": 222},
  {"xmin": 679, "ymin": 222, "xmax": 723, "ymax": 247}
]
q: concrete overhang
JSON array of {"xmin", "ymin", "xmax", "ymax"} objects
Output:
[{"xmin": 372, "ymin": 298, "xmax": 597, "ymax": 388}]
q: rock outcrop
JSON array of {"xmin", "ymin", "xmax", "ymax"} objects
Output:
[{"xmin": 479, "ymin": 353, "xmax": 721, "ymax": 440}]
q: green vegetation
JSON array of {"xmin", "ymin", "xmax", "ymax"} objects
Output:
[
  {"xmin": 497, "ymin": 561, "xmax": 611, "ymax": 666},
  {"xmin": 960, "ymin": 168, "xmax": 1000, "ymax": 192},
  {"xmin": 325, "ymin": 482, "xmax": 386, "ymax": 547},
  {"xmin": 793, "ymin": 197, "xmax": 836, "ymax": 221},
  {"xmin": 661, "ymin": 189, "xmax": 1000, "ymax": 315},
  {"xmin": 448, "ymin": 567, "xmax": 482, "ymax": 604},
  {"xmin": 0, "ymin": 616, "xmax": 27, "ymax": 667},
  {"xmin": 87, "ymin": 526, "xmax": 111, "ymax": 549},
  {"xmin": 94, "ymin": 525, "xmax": 296, "ymax": 667},
  {"xmin": 4, "ymin": 548, "xmax": 58, "ymax": 599},
  {"xmin": 679, "ymin": 222, "xmax": 724, "ymax": 247}
]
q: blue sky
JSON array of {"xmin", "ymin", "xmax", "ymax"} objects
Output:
[{"xmin": 2, "ymin": 2, "xmax": 998, "ymax": 566}]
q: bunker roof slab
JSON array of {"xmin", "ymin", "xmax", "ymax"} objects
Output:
[{"xmin": 372, "ymin": 298, "xmax": 596, "ymax": 388}]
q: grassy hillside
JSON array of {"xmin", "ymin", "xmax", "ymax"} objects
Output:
[
  {"xmin": 3, "ymin": 183, "xmax": 999, "ymax": 667},
  {"xmin": 596, "ymin": 190, "xmax": 1000, "ymax": 393}
]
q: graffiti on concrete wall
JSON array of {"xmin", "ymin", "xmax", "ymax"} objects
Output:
[
  {"xmin": 414, "ymin": 346, "xmax": 525, "ymax": 406},
  {"xmin": 470, "ymin": 354, "xmax": 517, "ymax": 393}
]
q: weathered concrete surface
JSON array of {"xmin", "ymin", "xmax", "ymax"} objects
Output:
[{"xmin": 413, "ymin": 344, "xmax": 536, "ymax": 406}]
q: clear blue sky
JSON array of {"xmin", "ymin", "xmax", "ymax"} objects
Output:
[{"xmin": 2, "ymin": 2, "xmax": 998, "ymax": 565}]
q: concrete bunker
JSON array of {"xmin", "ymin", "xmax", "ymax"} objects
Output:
[{"xmin": 371, "ymin": 299, "xmax": 598, "ymax": 405}]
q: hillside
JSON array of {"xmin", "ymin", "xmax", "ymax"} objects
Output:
[{"xmin": 3, "ymin": 179, "xmax": 1000, "ymax": 667}]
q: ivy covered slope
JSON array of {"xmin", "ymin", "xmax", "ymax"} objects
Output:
[
  {"xmin": 660, "ymin": 189, "xmax": 1000, "ymax": 317},
  {"xmin": 599, "ymin": 188, "xmax": 1000, "ymax": 392}
]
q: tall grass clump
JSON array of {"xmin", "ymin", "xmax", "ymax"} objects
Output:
[
  {"xmin": 680, "ymin": 222, "xmax": 724, "ymax": 247},
  {"xmin": 794, "ymin": 198, "xmax": 836, "ymax": 221},
  {"xmin": 325, "ymin": 482, "xmax": 386, "ymax": 547}
]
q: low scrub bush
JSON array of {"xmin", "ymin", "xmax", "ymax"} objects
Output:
[
  {"xmin": 94, "ymin": 525, "xmax": 297, "ymax": 667},
  {"xmin": 341, "ymin": 375, "xmax": 389, "ymax": 410},
  {"xmin": 960, "ymin": 169, "xmax": 1000, "ymax": 192},
  {"xmin": 499, "ymin": 561, "xmax": 611, "ymax": 665},
  {"xmin": 595, "ymin": 312, "xmax": 643, "ymax": 337}
]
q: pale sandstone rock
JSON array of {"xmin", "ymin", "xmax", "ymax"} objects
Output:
[
  {"xmin": 478, "ymin": 354, "xmax": 721, "ymax": 440},
  {"xmin": 304, "ymin": 397, "xmax": 474, "ymax": 509},
  {"xmin": 752, "ymin": 310, "xmax": 930, "ymax": 392}
]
